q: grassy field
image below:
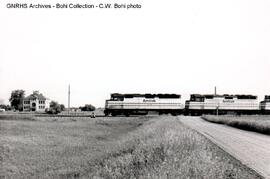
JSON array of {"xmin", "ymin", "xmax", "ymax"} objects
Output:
[
  {"xmin": 202, "ymin": 115, "xmax": 270, "ymax": 135},
  {"xmin": 0, "ymin": 114, "xmax": 262, "ymax": 178}
]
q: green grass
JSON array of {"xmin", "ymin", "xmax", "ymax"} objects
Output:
[
  {"xmin": 202, "ymin": 115, "xmax": 270, "ymax": 135},
  {"xmin": 0, "ymin": 115, "xmax": 262, "ymax": 178}
]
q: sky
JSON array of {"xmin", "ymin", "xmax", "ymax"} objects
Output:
[{"xmin": 0, "ymin": 0, "xmax": 270, "ymax": 107}]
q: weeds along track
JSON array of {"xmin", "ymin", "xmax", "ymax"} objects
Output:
[{"xmin": 202, "ymin": 115, "xmax": 270, "ymax": 135}]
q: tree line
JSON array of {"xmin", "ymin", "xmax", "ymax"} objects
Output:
[{"xmin": 1, "ymin": 89, "xmax": 95, "ymax": 114}]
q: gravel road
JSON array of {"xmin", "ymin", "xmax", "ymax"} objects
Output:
[{"xmin": 179, "ymin": 116, "xmax": 270, "ymax": 179}]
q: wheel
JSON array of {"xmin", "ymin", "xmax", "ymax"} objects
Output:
[{"xmin": 171, "ymin": 112, "xmax": 179, "ymax": 116}]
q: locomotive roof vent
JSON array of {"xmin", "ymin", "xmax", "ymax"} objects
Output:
[{"xmin": 110, "ymin": 93, "xmax": 181, "ymax": 99}]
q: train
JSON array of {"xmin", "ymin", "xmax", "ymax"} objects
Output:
[{"xmin": 104, "ymin": 93, "xmax": 270, "ymax": 116}]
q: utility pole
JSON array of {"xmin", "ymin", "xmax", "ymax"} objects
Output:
[
  {"xmin": 215, "ymin": 86, "xmax": 218, "ymax": 116},
  {"xmin": 68, "ymin": 84, "xmax": 70, "ymax": 114}
]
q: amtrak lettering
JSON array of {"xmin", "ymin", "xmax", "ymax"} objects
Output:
[
  {"xmin": 143, "ymin": 99, "xmax": 156, "ymax": 102},
  {"xmin": 223, "ymin": 99, "xmax": 234, "ymax": 103}
]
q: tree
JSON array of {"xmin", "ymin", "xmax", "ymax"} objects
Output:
[
  {"xmin": 79, "ymin": 104, "xmax": 95, "ymax": 111},
  {"xmin": 60, "ymin": 104, "xmax": 65, "ymax": 111},
  {"xmin": 9, "ymin": 90, "xmax": 25, "ymax": 111},
  {"xmin": 0, "ymin": 104, "xmax": 12, "ymax": 111},
  {"xmin": 45, "ymin": 101, "xmax": 63, "ymax": 114}
]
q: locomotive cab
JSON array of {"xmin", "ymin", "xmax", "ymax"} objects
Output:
[{"xmin": 260, "ymin": 95, "xmax": 270, "ymax": 114}]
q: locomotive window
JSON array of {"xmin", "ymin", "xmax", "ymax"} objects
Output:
[
  {"xmin": 205, "ymin": 95, "xmax": 213, "ymax": 99},
  {"xmin": 112, "ymin": 97, "xmax": 124, "ymax": 101},
  {"xmin": 197, "ymin": 98, "xmax": 204, "ymax": 102},
  {"xmin": 191, "ymin": 97, "xmax": 204, "ymax": 102}
]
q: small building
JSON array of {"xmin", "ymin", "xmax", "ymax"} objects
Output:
[{"xmin": 23, "ymin": 91, "xmax": 50, "ymax": 112}]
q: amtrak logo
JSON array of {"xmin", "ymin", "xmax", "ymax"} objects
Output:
[
  {"xmin": 143, "ymin": 99, "xmax": 156, "ymax": 102},
  {"xmin": 223, "ymin": 99, "xmax": 234, "ymax": 103}
]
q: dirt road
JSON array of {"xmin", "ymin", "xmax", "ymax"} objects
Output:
[{"xmin": 179, "ymin": 116, "xmax": 270, "ymax": 179}]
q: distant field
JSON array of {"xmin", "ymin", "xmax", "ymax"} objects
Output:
[
  {"xmin": 60, "ymin": 108, "xmax": 105, "ymax": 116},
  {"xmin": 202, "ymin": 115, "xmax": 270, "ymax": 135},
  {"xmin": 0, "ymin": 114, "xmax": 261, "ymax": 178},
  {"xmin": 0, "ymin": 108, "xmax": 105, "ymax": 117}
]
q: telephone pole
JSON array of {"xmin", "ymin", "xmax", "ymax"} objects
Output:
[
  {"xmin": 215, "ymin": 86, "xmax": 219, "ymax": 116},
  {"xmin": 68, "ymin": 84, "xmax": 70, "ymax": 114}
]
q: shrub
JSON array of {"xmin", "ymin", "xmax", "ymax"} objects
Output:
[
  {"xmin": 202, "ymin": 115, "xmax": 270, "ymax": 135},
  {"xmin": 46, "ymin": 101, "xmax": 63, "ymax": 114},
  {"xmin": 79, "ymin": 104, "xmax": 95, "ymax": 111}
]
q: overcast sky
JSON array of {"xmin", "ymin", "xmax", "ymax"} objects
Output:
[{"xmin": 0, "ymin": 0, "xmax": 270, "ymax": 107}]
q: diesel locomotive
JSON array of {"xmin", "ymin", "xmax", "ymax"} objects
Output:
[
  {"xmin": 104, "ymin": 93, "xmax": 184, "ymax": 116},
  {"xmin": 185, "ymin": 94, "xmax": 259, "ymax": 115}
]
